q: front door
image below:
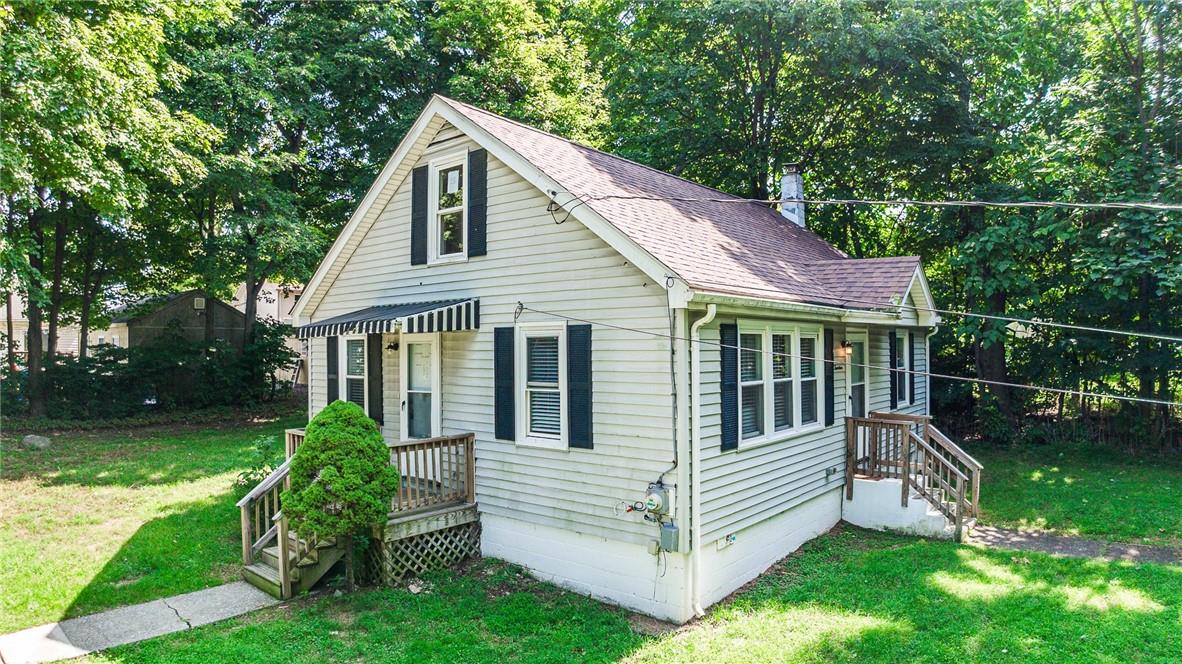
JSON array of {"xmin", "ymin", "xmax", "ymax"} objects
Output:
[
  {"xmin": 846, "ymin": 332, "xmax": 868, "ymax": 418},
  {"xmin": 400, "ymin": 333, "xmax": 441, "ymax": 440}
]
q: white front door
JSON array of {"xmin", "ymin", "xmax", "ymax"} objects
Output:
[
  {"xmin": 845, "ymin": 331, "xmax": 869, "ymax": 419},
  {"xmin": 400, "ymin": 333, "xmax": 441, "ymax": 440}
]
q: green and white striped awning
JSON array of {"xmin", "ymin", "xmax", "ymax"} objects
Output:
[{"xmin": 297, "ymin": 298, "xmax": 479, "ymax": 338}]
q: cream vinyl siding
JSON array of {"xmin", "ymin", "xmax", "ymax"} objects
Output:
[
  {"xmin": 867, "ymin": 326, "xmax": 928, "ymax": 417},
  {"xmin": 697, "ymin": 318, "xmax": 932, "ymax": 542},
  {"xmin": 308, "ymin": 125, "xmax": 673, "ymax": 545},
  {"xmin": 696, "ymin": 317, "xmax": 848, "ymax": 542}
]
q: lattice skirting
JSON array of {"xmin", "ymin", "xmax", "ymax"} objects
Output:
[{"xmin": 369, "ymin": 519, "xmax": 481, "ymax": 585}]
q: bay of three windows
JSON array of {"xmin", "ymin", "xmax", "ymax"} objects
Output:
[{"xmin": 739, "ymin": 323, "xmax": 821, "ymax": 443}]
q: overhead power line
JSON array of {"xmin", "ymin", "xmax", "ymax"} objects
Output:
[
  {"xmin": 687, "ymin": 278, "xmax": 1182, "ymax": 345},
  {"xmin": 517, "ymin": 304, "xmax": 1182, "ymax": 409},
  {"xmin": 566, "ymin": 191, "xmax": 1182, "ymax": 212}
]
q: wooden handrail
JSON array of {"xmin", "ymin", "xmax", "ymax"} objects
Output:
[
  {"xmin": 927, "ymin": 425, "xmax": 983, "ymax": 471},
  {"xmin": 285, "ymin": 428, "xmax": 305, "ymax": 459},
  {"xmin": 236, "ymin": 459, "xmax": 292, "ymax": 508},
  {"xmin": 846, "ymin": 416, "xmax": 982, "ymax": 537}
]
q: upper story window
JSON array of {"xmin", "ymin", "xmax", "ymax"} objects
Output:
[
  {"xmin": 738, "ymin": 321, "xmax": 824, "ymax": 447},
  {"xmin": 429, "ymin": 153, "xmax": 466, "ymax": 262},
  {"xmin": 894, "ymin": 330, "xmax": 910, "ymax": 407}
]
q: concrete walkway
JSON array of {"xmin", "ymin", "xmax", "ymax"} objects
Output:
[
  {"xmin": 967, "ymin": 525, "xmax": 1182, "ymax": 565},
  {"xmin": 0, "ymin": 582, "xmax": 279, "ymax": 664}
]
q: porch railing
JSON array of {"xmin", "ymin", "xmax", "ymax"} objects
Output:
[
  {"xmin": 285, "ymin": 428, "xmax": 306, "ymax": 458},
  {"xmin": 846, "ymin": 413, "xmax": 983, "ymax": 540},
  {"xmin": 387, "ymin": 432, "xmax": 476, "ymax": 514}
]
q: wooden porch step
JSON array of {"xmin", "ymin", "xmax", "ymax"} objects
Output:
[{"xmin": 243, "ymin": 562, "xmax": 283, "ymax": 599}]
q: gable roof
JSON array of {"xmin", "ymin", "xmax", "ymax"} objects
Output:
[{"xmin": 295, "ymin": 96, "xmax": 933, "ymax": 322}]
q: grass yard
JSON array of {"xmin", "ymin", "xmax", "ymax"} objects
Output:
[
  {"xmin": 88, "ymin": 527, "xmax": 1182, "ymax": 664},
  {"xmin": 971, "ymin": 443, "xmax": 1182, "ymax": 546},
  {"xmin": 0, "ymin": 411, "xmax": 303, "ymax": 633}
]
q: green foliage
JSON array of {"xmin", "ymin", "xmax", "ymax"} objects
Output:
[
  {"xmin": 235, "ymin": 433, "xmax": 284, "ymax": 489},
  {"xmin": 281, "ymin": 401, "xmax": 399, "ymax": 543},
  {"xmin": 3, "ymin": 319, "xmax": 295, "ymax": 419}
]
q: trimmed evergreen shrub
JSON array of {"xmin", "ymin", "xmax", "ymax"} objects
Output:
[{"xmin": 282, "ymin": 400, "xmax": 399, "ymax": 589}]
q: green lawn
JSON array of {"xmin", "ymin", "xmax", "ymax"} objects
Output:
[
  {"xmin": 0, "ymin": 411, "xmax": 303, "ymax": 633},
  {"xmin": 971, "ymin": 444, "xmax": 1182, "ymax": 546},
  {"xmin": 89, "ymin": 528, "xmax": 1182, "ymax": 663}
]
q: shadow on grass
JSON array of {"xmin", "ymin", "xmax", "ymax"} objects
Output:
[
  {"xmin": 59, "ymin": 491, "xmax": 244, "ymax": 622},
  {"xmin": 629, "ymin": 527, "xmax": 1182, "ymax": 663},
  {"xmin": 0, "ymin": 415, "xmax": 302, "ymax": 488}
]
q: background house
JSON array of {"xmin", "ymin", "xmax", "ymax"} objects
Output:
[
  {"xmin": 231, "ymin": 281, "xmax": 307, "ymax": 386},
  {"xmin": 2, "ymin": 292, "xmax": 83, "ymax": 357},
  {"xmin": 94, "ymin": 290, "xmax": 247, "ymax": 349}
]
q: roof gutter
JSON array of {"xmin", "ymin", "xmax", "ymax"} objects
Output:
[{"xmin": 687, "ymin": 291, "xmax": 902, "ymax": 324}]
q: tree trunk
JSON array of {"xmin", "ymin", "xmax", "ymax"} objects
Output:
[
  {"xmin": 970, "ymin": 288, "xmax": 1017, "ymax": 431},
  {"xmin": 343, "ymin": 533, "xmax": 355, "ymax": 592},
  {"xmin": 46, "ymin": 214, "xmax": 66, "ymax": 360},
  {"xmin": 4, "ymin": 292, "xmax": 15, "ymax": 373},
  {"xmin": 77, "ymin": 223, "xmax": 98, "ymax": 360},
  {"xmin": 25, "ymin": 192, "xmax": 47, "ymax": 417}
]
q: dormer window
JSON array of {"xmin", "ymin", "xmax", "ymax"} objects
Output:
[{"xmin": 429, "ymin": 153, "xmax": 467, "ymax": 262}]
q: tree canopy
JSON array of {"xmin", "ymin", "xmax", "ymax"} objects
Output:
[{"xmin": 2, "ymin": 0, "xmax": 1179, "ymax": 447}]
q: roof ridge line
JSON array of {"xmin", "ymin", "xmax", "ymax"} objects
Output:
[{"xmin": 437, "ymin": 96, "xmax": 758, "ymax": 205}]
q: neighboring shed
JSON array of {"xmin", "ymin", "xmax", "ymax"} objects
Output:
[{"xmin": 107, "ymin": 290, "xmax": 247, "ymax": 348}]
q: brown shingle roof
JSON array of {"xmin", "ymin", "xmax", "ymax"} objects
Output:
[{"xmin": 441, "ymin": 97, "xmax": 920, "ymax": 310}]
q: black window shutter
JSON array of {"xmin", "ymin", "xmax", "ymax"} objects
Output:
[
  {"xmin": 326, "ymin": 335, "xmax": 339, "ymax": 403},
  {"xmin": 824, "ymin": 328, "xmax": 835, "ymax": 426},
  {"xmin": 493, "ymin": 327, "xmax": 515, "ymax": 440},
  {"xmin": 410, "ymin": 165, "xmax": 428, "ymax": 265},
  {"xmin": 567, "ymin": 324, "xmax": 592, "ymax": 449},
  {"xmin": 367, "ymin": 334, "xmax": 384, "ymax": 425},
  {"xmin": 909, "ymin": 331, "xmax": 917, "ymax": 404},
  {"xmin": 468, "ymin": 149, "xmax": 487, "ymax": 257},
  {"xmin": 888, "ymin": 330, "xmax": 898, "ymax": 409},
  {"xmin": 720, "ymin": 323, "xmax": 738, "ymax": 451}
]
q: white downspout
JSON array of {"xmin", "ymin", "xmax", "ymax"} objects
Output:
[{"xmin": 688, "ymin": 303, "xmax": 716, "ymax": 617}]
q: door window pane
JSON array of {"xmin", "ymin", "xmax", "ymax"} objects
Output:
[
  {"xmin": 407, "ymin": 343, "xmax": 432, "ymax": 391},
  {"xmin": 347, "ymin": 377, "xmax": 365, "ymax": 407},
  {"xmin": 800, "ymin": 337, "xmax": 816, "ymax": 379},
  {"xmin": 850, "ymin": 341, "xmax": 865, "ymax": 384},
  {"xmin": 851, "ymin": 384, "xmax": 866, "ymax": 418},
  {"xmin": 407, "ymin": 392, "xmax": 432, "ymax": 438},
  {"xmin": 801, "ymin": 378, "xmax": 817, "ymax": 424}
]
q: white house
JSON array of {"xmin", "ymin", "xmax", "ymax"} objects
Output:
[{"xmin": 279, "ymin": 96, "xmax": 980, "ymax": 623}]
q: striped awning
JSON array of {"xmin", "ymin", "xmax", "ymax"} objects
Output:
[{"xmin": 297, "ymin": 299, "xmax": 479, "ymax": 338}]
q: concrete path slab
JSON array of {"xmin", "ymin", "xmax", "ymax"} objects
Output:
[
  {"xmin": 0, "ymin": 582, "xmax": 280, "ymax": 664},
  {"xmin": 967, "ymin": 525, "xmax": 1182, "ymax": 564}
]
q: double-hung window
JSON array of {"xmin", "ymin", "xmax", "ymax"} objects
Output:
[
  {"xmin": 342, "ymin": 336, "xmax": 367, "ymax": 409},
  {"xmin": 737, "ymin": 321, "xmax": 824, "ymax": 446},
  {"xmin": 517, "ymin": 323, "xmax": 566, "ymax": 449},
  {"xmin": 428, "ymin": 153, "xmax": 466, "ymax": 262},
  {"xmin": 894, "ymin": 330, "xmax": 909, "ymax": 407}
]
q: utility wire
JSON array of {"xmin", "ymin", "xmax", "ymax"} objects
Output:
[
  {"xmin": 517, "ymin": 303, "xmax": 1182, "ymax": 409},
  {"xmin": 565, "ymin": 191, "xmax": 1182, "ymax": 213},
  {"xmin": 687, "ymin": 278, "xmax": 1182, "ymax": 345}
]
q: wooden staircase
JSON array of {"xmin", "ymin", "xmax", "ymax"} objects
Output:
[
  {"xmin": 238, "ymin": 428, "xmax": 481, "ymax": 598},
  {"xmin": 237, "ymin": 441, "xmax": 347, "ymax": 599},
  {"xmin": 846, "ymin": 412, "xmax": 984, "ymax": 540}
]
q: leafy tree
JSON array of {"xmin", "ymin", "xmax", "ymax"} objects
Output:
[{"xmin": 282, "ymin": 400, "xmax": 399, "ymax": 590}]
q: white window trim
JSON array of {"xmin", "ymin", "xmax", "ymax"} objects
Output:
[
  {"xmin": 427, "ymin": 151, "xmax": 468, "ymax": 265},
  {"xmin": 844, "ymin": 329, "xmax": 869, "ymax": 418},
  {"xmin": 516, "ymin": 322, "xmax": 567, "ymax": 450},
  {"xmin": 737, "ymin": 320, "xmax": 826, "ymax": 450},
  {"xmin": 339, "ymin": 335, "xmax": 368, "ymax": 412},
  {"xmin": 894, "ymin": 329, "xmax": 911, "ymax": 408},
  {"xmin": 399, "ymin": 332, "xmax": 442, "ymax": 440}
]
